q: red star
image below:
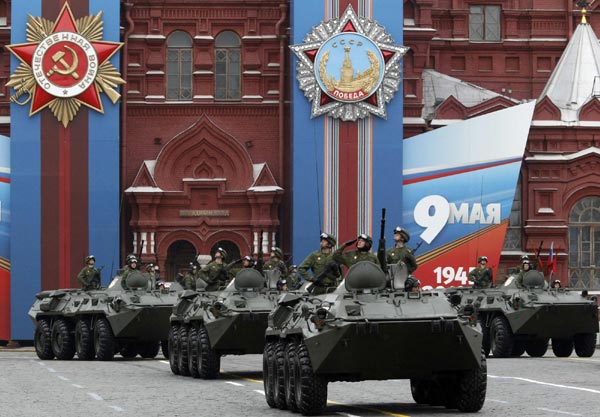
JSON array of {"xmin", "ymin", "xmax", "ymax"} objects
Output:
[{"xmin": 6, "ymin": 3, "xmax": 122, "ymax": 116}]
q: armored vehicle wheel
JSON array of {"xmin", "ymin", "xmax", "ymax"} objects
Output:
[
  {"xmin": 138, "ymin": 341, "xmax": 160, "ymax": 358},
  {"xmin": 197, "ymin": 325, "xmax": 220, "ymax": 379},
  {"xmin": 263, "ymin": 341, "xmax": 276, "ymax": 408},
  {"xmin": 410, "ymin": 378, "xmax": 429, "ymax": 404},
  {"xmin": 188, "ymin": 326, "xmax": 201, "ymax": 378},
  {"xmin": 479, "ymin": 320, "xmax": 491, "ymax": 357},
  {"xmin": 273, "ymin": 340, "xmax": 287, "ymax": 410},
  {"xmin": 168, "ymin": 324, "xmax": 180, "ymax": 375},
  {"xmin": 454, "ymin": 351, "xmax": 487, "ymax": 412},
  {"xmin": 161, "ymin": 340, "xmax": 169, "ymax": 359},
  {"xmin": 490, "ymin": 316, "xmax": 514, "ymax": 358},
  {"xmin": 284, "ymin": 341, "xmax": 299, "ymax": 412},
  {"xmin": 120, "ymin": 343, "xmax": 138, "ymax": 358},
  {"xmin": 574, "ymin": 333, "xmax": 596, "ymax": 357},
  {"xmin": 295, "ymin": 342, "xmax": 327, "ymax": 416},
  {"xmin": 526, "ymin": 338, "xmax": 549, "ymax": 357},
  {"xmin": 551, "ymin": 338, "xmax": 573, "ymax": 357},
  {"xmin": 94, "ymin": 317, "xmax": 116, "ymax": 361},
  {"xmin": 52, "ymin": 318, "xmax": 76, "ymax": 360},
  {"xmin": 34, "ymin": 319, "xmax": 55, "ymax": 360},
  {"xmin": 511, "ymin": 341, "xmax": 526, "ymax": 357},
  {"xmin": 178, "ymin": 325, "xmax": 191, "ymax": 376},
  {"xmin": 75, "ymin": 319, "xmax": 94, "ymax": 360}
]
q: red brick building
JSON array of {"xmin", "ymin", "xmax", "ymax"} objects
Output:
[{"xmin": 2, "ymin": 0, "xmax": 599, "ymax": 287}]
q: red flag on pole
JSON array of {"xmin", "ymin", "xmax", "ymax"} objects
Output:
[{"xmin": 546, "ymin": 242, "xmax": 556, "ymax": 275}]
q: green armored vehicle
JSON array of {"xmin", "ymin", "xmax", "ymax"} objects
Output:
[
  {"xmin": 168, "ymin": 268, "xmax": 281, "ymax": 379},
  {"xmin": 453, "ymin": 270, "xmax": 599, "ymax": 358},
  {"xmin": 30, "ymin": 271, "xmax": 182, "ymax": 361},
  {"xmin": 263, "ymin": 261, "xmax": 486, "ymax": 415}
]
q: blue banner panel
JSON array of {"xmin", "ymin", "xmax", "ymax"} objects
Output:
[{"xmin": 0, "ymin": 135, "xmax": 10, "ymax": 340}]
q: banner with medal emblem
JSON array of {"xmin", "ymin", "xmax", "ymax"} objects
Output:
[{"xmin": 7, "ymin": 1, "xmax": 121, "ymax": 339}]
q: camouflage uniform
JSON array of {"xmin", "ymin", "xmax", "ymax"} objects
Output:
[
  {"xmin": 298, "ymin": 250, "xmax": 340, "ymax": 294},
  {"xmin": 263, "ymin": 259, "xmax": 288, "ymax": 277},
  {"xmin": 386, "ymin": 246, "xmax": 418, "ymax": 274},
  {"xmin": 468, "ymin": 266, "xmax": 493, "ymax": 288},
  {"xmin": 200, "ymin": 261, "xmax": 231, "ymax": 291},
  {"xmin": 333, "ymin": 242, "xmax": 379, "ymax": 269},
  {"xmin": 77, "ymin": 265, "xmax": 100, "ymax": 290},
  {"xmin": 121, "ymin": 266, "xmax": 137, "ymax": 290},
  {"xmin": 183, "ymin": 268, "xmax": 201, "ymax": 290}
]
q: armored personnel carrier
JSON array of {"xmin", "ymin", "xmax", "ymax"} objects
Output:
[
  {"xmin": 452, "ymin": 270, "xmax": 599, "ymax": 358},
  {"xmin": 168, "ymin": 268, "xmax": 281, "ymax": 378},
  {"xmin": 263, "ymin": 261, "xmax": 486, "ymax": 415},
  {"xmin": 30, "ymin": 271, "xmax": 182, "ymax": 361}
]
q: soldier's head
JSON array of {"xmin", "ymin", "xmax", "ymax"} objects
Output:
[
  {"xmin": 404, "ymin": 275, "xmax": 421, "ymax": 292},
  {"xmin": 289, "ymin": 265, "xmax": 298, "ymax": 275},
  {"xmin": 552, "ymin": 279, "xmax": 562, "ymax": 289},
  {"xmin": 393, "ymin": 227, "xmax": 410, "ymax": 244},
  {"xmin": 356, "ymin": 234, "xmax": 372, "ymax": 252},
  {"xmin": 190, "ymin": 261, "xmax": 198, "ymax": 270},
  {"xmin": 320, "ymin": 232, "xmax": 337, "ymax": 249},
  {"xmin": 146, "ymin": 263, "xmax": 155, "ymax": 272},
  {"xmin": 270, "ymin": 247, "xmax": 283, "ymax": 260},
  {"xmin": 242, "ymin": 255, "xmax": 255, "ymax": 268},
  {"xmin": 478, "ymin": 256, "xmax": 488, "ymax": 265},
  {"xmin": 522, "ymin": 258, "xmax": 531, "ymax": 270},
  {"xmin": 520, "ymin": 255, "xmax": 530, "ymax": 263},
  {"xmin": 85, "ymin": 255, "xmax": 95, "ymax": 266},
  {"xmin": 214, "ymin": 247, "xmax": 227, "ymax": 262},
  {"xmin": 127, "ymin": 257, "xmax": 138, "ymax": 268}
]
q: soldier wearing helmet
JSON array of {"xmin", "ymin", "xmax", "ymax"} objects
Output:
[
  {"xmin": 263, "ymin": 246, "xmax": 289, "ymax": 277},
  {"xmin": 121, "ymin": 256, "xmax": 139, "ymax": 289},
  {"xmin": 386, "ymin": 226, "xmax": 418, "ymax": 274},
  {"xmin": 182, "ymin": 261, "xmax": 201, "ymax": 290},
  {"xmin": 515, "ymin": 257, "xmax": 532, "ymax": 288},
  {"xmin": 404, "ymin": 275, "xmax": 421, "ymax": 292},
  {"xmin": 551, "ymin": 279, "xmax": 562, "ymax": 289},
  {"xmin": 228, "ymin": 255, "xmax": 257, "ymax": 278},
  {"xmin": 468, "ymin": 255, "xmax": 493, "ymax": 288},
  {"xmin": 200, "ymin": 247, "xmax": 232, "ymax": 291},
  {"xmin": 77, "ymin": 255, "xmax": 101, "ymax": 290},
  {"xmin": 333, "ymin": 233, "xmax": 380, "ymax": 271},
  {"xmin": 298, "ymin": 232, "xmax": 341, "ymax": 294},
  {"xmin": 287, "ymin": 264, "xmax": 300, "ymax": 290}
]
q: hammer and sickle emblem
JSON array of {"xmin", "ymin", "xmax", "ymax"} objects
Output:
[{"xmin": 46, "ymin": 45, "xmax": 79, "ymax": 80}]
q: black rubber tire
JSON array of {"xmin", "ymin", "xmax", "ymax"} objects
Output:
[
  {"xmin": 138, "ymin": 341, "xmax": 160, "ymax": 358},
  {"xmin": 161, "ymin": 339, "xmax": 169, "ymax": 359},
  {"xmin": 198, "ymin": 325, "xmax": 220, "ymax": 379},
  {"xmin": 490, "ymin": 316, "xmax": 514, "ymax": 358},
  {"xmin": 410, "ymin": 378, "xmax": 428, "ymax": 404},
  {"xmin": 295, "ymin": 342, "xmax": 327, "ymax": 416},
  {"xmin": 188, "ymin": 326, "xmax": 200, "ymax": 378},
  {"xmin": 119, "ymin": 343, "xmax": 138, "ymax": 358},
  {"xmin": 284, "ymin": 341, "xmax": 299, "ymax": 412},
  {"xmin": 168, "ymin": 324, "xmax": 180, "ymax": 375},
  {"xmin": 34, "ymin": 319, "xmax": 55, "ymax": 360},
  {"xmin": 274, "ymin": 340, "xmax": 287, "ymax": 410},
  {"xmin": 178, "ymin": 325, "xmax": 191, "ymax": 376},
  {"xmin": 526, "ymin": 338, "xmax": 549, "ymax": 357},
  {"xmin": 454, "ymin": 350, "xmax": 487, "ymax": 412},
  {"xmin": 94, "ymin": 317, "xmax": 116, "ymax": 361},
  {"xmin": 511, "ymin": 341, "xmax": 526, "ymax": 357},
  {"xmin": 75, "ymin": 319, "xmax": 94, "ymax": 360},
  {"xmin": 551, "ymin": 338, "xmax": 573, "ymax": 357},
  {"xmin": 51, "ymin": 318, "xmax": 75, "ymax": 360},
  {"xmin": 479, "ymin": 319, "xmax": 491, "ymax": 357},
  {"xmin": 574, "ymin": 333, "xmax": 596, "ymax": 357},
  {"xmin": 263, "ymin": 340, "xmax": 276, "ymax": 408}
]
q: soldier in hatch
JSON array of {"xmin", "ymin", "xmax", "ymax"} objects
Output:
[
  {"xmin": 200, "ymin": 247, "xmax": 231, "ymax": 291},
  {"xmin": 77, "ymin": 255, "xmax": 101, "ymax": 290},
  {"xmin": 299, "ymin": 232, "xmax": 341, "ymax": 295},
  {"xmin": 121, "ymin": 256, "xmax": 138, "ymax": 289},
  {"xmin": 263, "ymin": 247, "xmax": 289, "ymax": 277},
  {"xmin": 386, "ymin": 226, "xmax": 418, "ymax": 274},
  {"xmin": 468, "ymin": 256, "xmax": 493, "ymax": 288},
  {"xmin": 333, "ymin": 233, "xmax": 380, "ymax": 271},
  {"xmin": 515, "ymin": 258, "xmax": 532, "ymax": 288}
]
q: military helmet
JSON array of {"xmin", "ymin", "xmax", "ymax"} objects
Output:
[
  {"xmin": 478, "ymin": 256, "xmax": 488, "ymax": 263},
  {"xmin": 290, "ymin": 264, "xmax": 298, "ymax": 271},
  {"xmin": 242, "ymin": 255, "xmax": 255, "ymax": 267},
  {"xmin": 271, "ymin": 246, "xmax": 283, "ymax": 259},
  {"xmin": 520, "ymin": 255, "xmax": 530, "ymax": 262},
  {"xmin": 357, "ymin": 233, "xmax": 373, "ymax": 250},
  {"xmin": 320, "ymin": 232, "xmax": 337, "ymax": 247},
  {"xmin": 404, "ymin": 275, "xmax": 421, "ymax": 291},
  {"xmin": 190, "ymin": 261, "xmax": 199, "ymax": 269},
  {"xmin": 127, "ymin": 256, "xmax": 138, "ymax": 266},
  {"xmin": 85, "ymin": 255, "xmax": 95, "ymax": 264},
  {"xmin": 214, "ymin": 247, "xmax": 227, "ymax": 259},
  {"xmin": 522, "ymin": 258, "xmax": 531, "ymax": 265},
  {"xmin": 552, "ymin": 279, "xmax": 562, "ymax": 288},
  {"xmin": 393, "ymin": 226, "xmax": 410, "ymax": 243},
  {"xmin": 145, "ymin": 263, "xmax": 155, "ymax": 272},
  {"xmin": 126, "ymin": 253, "xmax": 136, "ymax": 261}
]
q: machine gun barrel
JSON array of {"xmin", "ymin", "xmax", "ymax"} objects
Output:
[{"xmin": 377, "ymin": 208, "xmax": 387, "ymax": 272}]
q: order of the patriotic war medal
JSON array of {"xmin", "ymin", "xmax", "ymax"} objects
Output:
[{"xmin": 291, "ymin": 5, "xmax": 408, "ymax": 121}]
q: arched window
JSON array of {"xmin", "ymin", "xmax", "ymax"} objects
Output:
[
  {"xmin": 568, "ymin": 196, "xmax": 600, "ymax": 288},
  {"xmin": 215, "ymin": 31, "xmax": 241, "ymax": 100},
  {"xmin": 166, "ymin": 31, "xmax": 192, "ymax": 100}
]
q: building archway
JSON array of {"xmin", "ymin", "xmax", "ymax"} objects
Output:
[
  {"xmin": 166, "ymin": 240, "xmax": 196, "ymax": 281},
  {"xmin": 568, "ymin": 196, "xmax": 600, "ymax": 288}
]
